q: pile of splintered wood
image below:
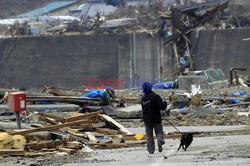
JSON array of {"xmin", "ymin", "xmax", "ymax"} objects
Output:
[
  {"xmin": 0, "ymin": 112, "xmax": 145, "ymax": 156},
  {"xmin": 0, "ymin": 112, "xmax": 181, "ymax": 156}
]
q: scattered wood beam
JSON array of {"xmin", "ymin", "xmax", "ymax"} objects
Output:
[
  {"xmin": 66, "ymin": 112, "xmax": 99, "ymax": 122},
  {"xmin": 99, "ymin": 114, "xmax": 133, "ymax": 135},
  {"xmin": 9, "ymin": 119, "xmax": 91, "ymax": 135}
]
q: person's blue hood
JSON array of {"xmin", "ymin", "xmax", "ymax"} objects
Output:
[{"xmin": 142, "ymin": 82, "xmax": 152, "ymax": 94}]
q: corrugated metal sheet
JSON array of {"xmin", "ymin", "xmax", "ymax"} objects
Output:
[{"xmin": 18, "ymin": 0, "xmax": 79, "ymax": 17}]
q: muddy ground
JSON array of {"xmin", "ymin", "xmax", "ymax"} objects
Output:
[{"xmin": 64, "ymin": 134, "xmax": 250, "ymax": 166}]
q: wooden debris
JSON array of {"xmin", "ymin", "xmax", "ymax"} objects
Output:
[
  {"xmin": 63, "ymin": 141, "xmax": 83, "ymax": 149},
  {"xmin": 41, "ymin": 148, "xmax": 57, "ymax": 152},
  {"xmin": 66, "ymin": 128, "xmax": 85, "ymax": 137},
  {"xmin": 39, "ymin": 116, "xmax": 58, "ymax": 125},
  {"xmin": 90, "ymin": 132, "xmax": 104, "ymax": 137},
  {"xmin": 9, "ymin": 119, "xmax": 91, "ymax": 135},
  {"xmin": 66, "ymin": 112, "xmax": 99, "ymax": 122},
  {"xmin": 26, "ymin": 140, "xmax": 66, "ymax": 150},
  {"xmin": 67, "ymin": 112, "xmax": 84, "ymax": 118},
  {"xmin": 91, "ymin": 121, "xmax": 106, "ymax": 128},
  {"xmin": 89, "ymin": 140, "xmax": 146, "ymax": 149},
  {"xmin": 0, "ymin": 149, "xmax": 25, "ymax": 156},
  {"xmin": 27, "ymin": 96, "xmax": 101, "ymax": 106},
  {"xmin": 95, "ymin": 128, "xmax": 121, "ymax": 135},
  {"xmin": 68, "ymin": 123, "xmax": 92, "ymax": 130},
  {"xmin": 85, "ymin": 132, "xmax": 97, "ymax": 143},
  {"xmin": 100, "ymin": 114, "xmax": 133, "ymax": 135},
  {"xmin": 58, "ymin": 147, "xmax": 76, "ymax": 154},
  {"xmin": 25, "ymin": 151, "xmax": 57, "ymax": 157},
  {"xmin": 50, "ymin": 131, "xmax": 88, "ymax": 144},
  {"xmin": 39, "ymin": 113, "xmax": 66, "ymax": 122},
  {"xmin": 4, "ymin": 111, "xmax": 150, "ymax": 156},
  {"xmin": 25, "ymin": 132, "xmax": 51, "ymax": 142}
]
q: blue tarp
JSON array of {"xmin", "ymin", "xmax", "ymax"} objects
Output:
[
  {"xmin": 229, "ymin": 91, "xmax": 247, "ymax": 104},
  {"xmin": 82, "ymin": 89, "xmax": 105, "ymax": 98},
  {"xmin": 152, "ymin": 82, "xmax": 174, "ymax": 89},
  {"xmin": 179, "ymin": 57, "xmax": 187, "ymax": 65}
]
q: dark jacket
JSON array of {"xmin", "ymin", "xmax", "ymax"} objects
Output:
[{"xmin": 141, "ymin": 91, "xmax": 167, "ymax": 126}]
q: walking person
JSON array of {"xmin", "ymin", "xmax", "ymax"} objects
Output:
[{"xmin": 141, "ymin": 82, "xmax": 167, "ymax": 155}]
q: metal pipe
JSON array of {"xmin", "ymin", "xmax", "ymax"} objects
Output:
[{"xmin": 16, "ymin": 112, "xmax": 22, "ymax": 129}]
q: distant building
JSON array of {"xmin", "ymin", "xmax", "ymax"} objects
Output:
[
  {"xmin": 16, "ymin": 0, "xmax": 176, "ymax": 18},
  {"xmin": 70, "ymin": 0, "xmax": 176, "ymax": 18},
  {"xmin": 17, "ymin": 0, "xmax": 82, "ymax": 18}
]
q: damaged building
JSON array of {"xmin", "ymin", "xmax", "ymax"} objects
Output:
[
  {"xmin": 0, "ymin": 0, "xmax": 250, "ymax": 165},
  {"xmin": 0, "ymin": 0, "xmax": 249, "ymax": 90}
]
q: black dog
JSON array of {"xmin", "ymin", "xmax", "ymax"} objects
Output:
[{"xmin": 177, "ymin": 133, "xmax": 193, "ymax": 151}]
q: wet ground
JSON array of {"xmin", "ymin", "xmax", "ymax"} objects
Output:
[
  {"xmin": 64, "ymin": 134, "xmax": 250, "ymax": 166},
  {"xmin": 1, "ymin": 126, "xmax": 250, "ymax": 166}
]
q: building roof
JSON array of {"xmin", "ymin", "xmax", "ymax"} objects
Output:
[
  {"xmin": 17, "ymin": 0, "xmax": 80, "ymax": 18},
  {"xmin": 81, "ymin": 0, "xmax": 176, "ymax": 18}
]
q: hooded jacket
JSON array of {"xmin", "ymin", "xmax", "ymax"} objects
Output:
[{"xmin": 141, "ymin": 91, "xmax": 167, "ymax": 126}]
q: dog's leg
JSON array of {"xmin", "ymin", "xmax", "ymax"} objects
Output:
[{"xmin": 177, "ymin": 143, "xmax": 181, "ymax": 151}]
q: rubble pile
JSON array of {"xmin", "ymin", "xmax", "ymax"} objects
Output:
[
  {"xmin": 104, "ymin": 1, "xmax": 170, "ymax": 35},
  {"xmin": 116, "ymin": 85, "xmax": 250, "ymax": 127},
  {"xmin": 115, "ymin": 86, "xmax": 250, "ymax": 102},
  {"xmin": 0, "ymin": 84, "xmax": 249, "ymax": 160},
  {"xmin": 0, "ymin": 112, "xmax": 150, "ymax": 157},
  {"xmin": 120, "ymin": 110, "xmax": 250, "ymax": 128},
  {"xmin": 166, "ymin": 109, "xmax": 250, "ymax": 126}
]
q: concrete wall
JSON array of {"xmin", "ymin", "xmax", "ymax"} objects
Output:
[
  {"xmin": 0, "ymin": 33, "xmax": 163, "ymax": 90},
  {"xmin": 191, "ymin": 28, "xmax": 250, "ymax": 78}
]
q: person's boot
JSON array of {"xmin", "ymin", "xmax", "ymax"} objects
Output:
[
  {"xmin": 148, "ymin": 152, "xmax": 154, "ymax": 158},
  {"xmin": 158, "ymin": 142, "xmax": 163, "ymax": 152}
]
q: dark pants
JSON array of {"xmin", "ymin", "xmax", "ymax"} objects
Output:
[{"xmin": 145, "ymin": 123, "xmax": 165, "ymax": 154}]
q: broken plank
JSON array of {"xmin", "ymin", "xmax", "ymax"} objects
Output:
[
  {"xmin": 0, "ymin": 149, "xmax": 25, "ymax": 156},
  {"xmin": 39, "ymin": 116, "xmax": 58, "ymax": 125},
  {"xmin": 91, "ymin": 122, "xmax": 107, "ymax": 128},
  {"xmin": 50, "ymin": 131, "xmax": 88, "ymax": 144},
  {"xmin": 63, "ymin": 141, "xmax": 83, "ymax": 149},
  {"xmin": 67, "ymin": 112, "xmax": 84, "ymax": 118},
  {"xmin": 91, "ymin": 132, "xmax": 105, "ymax": 137},
  {"xmin": 58, "ymin": 147, "xmax": 76, "ymax": 154},
  {"xmin": 41, "ymin": 148, "xmax": 57, "ymax": 152},
  {"xmin": 66, "ymin": 112, "xmax": 99, "ymax": 122},
  {"xmin": 95, "ymin": 128, "xmax": 121, "ymax": 135},
  {"xmin": 99, "ymin": 114, "xmax": 133, "ymax": 135},
  {"xmin": 26, "ymin": 140, "xmax": 66, "ymax": 150},
  {"xmin": 89, "ymin": 141, "xmax": 146, "ymax": 149},
  {"xmin": 66, "ymin": 128, "xmax": 84, "ymax": 137},
  {"xmin": 25, "ymin": 151, "xmax": 57, "ymax": 157},
  {"xmin": 9, "ymin": 119, "xmax": 91, "ymax": 135},
  {"xmin": 89, "ymin": 143, "xmax": 128, "ymax": 149},
  {"xmin": 38, "ymin": 113, "xmax": 66, "ymax": 122},
  {"xmin": 85, "ymin": 132, "xmax": 97, "ymax": 143},
  {"xmin": 68, "ymin": 124, "xmax": 92, "ymax": 130}
]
